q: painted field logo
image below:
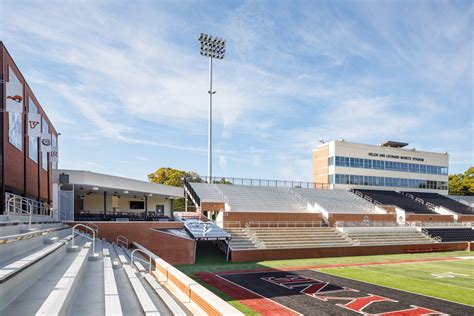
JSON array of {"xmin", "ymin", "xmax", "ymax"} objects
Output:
[{"xmin": 261, "ymin": 274, "xmax": 445, "ymax": 315}]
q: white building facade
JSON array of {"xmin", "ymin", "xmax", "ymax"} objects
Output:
[{"xmin": 313, "ymin": 140, "xmax": 449, "ymax": 194}]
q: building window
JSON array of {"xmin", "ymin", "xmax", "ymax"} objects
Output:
[
  {"xmin": 328, "ymin": 156, "xmax": 335, "ymax": 166},
  {"xmin": 7, "ymin": 67, "xmax": 23, "ymax": 151},
  {"xmin": 328, "ymin": 174, "xmax": 335, "ymax": 184},
  {"xmin": 372, "ymin": 160, "xmax": 384, "ymax": 170},
  {"xmin": 350, "ymin": 175, "xmax": 364, "ymax": 185},
  {"xmin": 28, "ymin": 98, "xmax": 39, "ymax": 163},
  {"xmin": 363, "ymin": 159, "xmax": 372, "ymax": 169},
  {"xmin": 350, "ymin": 158, "xmax": 364, "ymax": 168}
]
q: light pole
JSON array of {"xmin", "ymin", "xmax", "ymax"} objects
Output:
[{"xmin": 199, "ymin": 33, "xmax": 226, "ymax": 184}]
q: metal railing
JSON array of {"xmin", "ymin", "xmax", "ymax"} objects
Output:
[
  {"xmin": 5, "ymin": 192, "xmax": 51, "ymax": 217},
  {"xmin": 222, "ymin": 221, "xmax": 241, "ymax": 229},
  {"xmin": 246, "ymin": 221, "xmax": 324, "ymax": 228},
  {"xmin": 335, "ymin": 221, "xmax": 400, "ymax": 227},
  {"xmin": 71, "ymin": 224, "xmax": 96, "ymax": 254},
  {"xmin": 117, "ymin": 235, "xmax": 129, "ymax": 248},
  {"xmin": 85, "ymin": 222, "xmax": 99, "ymax": 238},
  {"xmin": 187, "ymin": 176, "xmax": 329, "ymax": 189},
  {"xmin": 131, "ymin": 248, "xmax": 152, "ymax": 273}
]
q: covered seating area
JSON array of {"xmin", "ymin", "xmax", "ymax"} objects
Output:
[{"xmin": 53, "ymin": 169, "xmax": 183, "ymax": 221}]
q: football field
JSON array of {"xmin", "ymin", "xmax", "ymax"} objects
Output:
[
  {"xmin": 182, "ymin": 250, "xmax": 474, "ymax": 315},
  {"xmin": 316, "ymin": 256, "xmax": 474, "ymax": 306}
]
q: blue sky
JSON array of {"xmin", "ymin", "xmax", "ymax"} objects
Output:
[{"xmin": 1, "ymin": 0, "xmax": 473, "ymax": 181}]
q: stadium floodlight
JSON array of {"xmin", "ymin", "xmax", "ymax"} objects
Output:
[{"xmin": 199, "ymin": 33, "xmax": 226, "ymax": 184}]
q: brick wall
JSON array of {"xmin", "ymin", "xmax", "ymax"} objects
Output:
[
  {"xmin": 69, "ymin": 221, "xmax": 196, "ymax": 264},
  {"xmin": 458, "ymin": 215, "xmax": 474, "ymax": 222},
  {"xmin": 327, "ymin": 213, "xmax": 396, "ymax": 226},
  {"xmin": 405, "ymin": 214, "xmax": 454, "ymax": 222},
  {"xmin": 230, "ymin": 242, "xmax": 468, "ymax": 262}
]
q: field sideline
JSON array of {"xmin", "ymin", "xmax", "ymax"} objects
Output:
[{"xmin": 178, "ymin": 249, "xmax": 474, "ymax": 315}]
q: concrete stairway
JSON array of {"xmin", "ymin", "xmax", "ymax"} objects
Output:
[
  {"xmin": 225, "ymin": 228, "xmax": 259, "ymax": 250},
  {"xmin": 0, "ymin": 225, "xmax": 190, "ymax": 315}
]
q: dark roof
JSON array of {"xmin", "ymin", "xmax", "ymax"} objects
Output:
[{"xmin": 381, "ymin": 141, "xmax": 409, "ymax": 148}]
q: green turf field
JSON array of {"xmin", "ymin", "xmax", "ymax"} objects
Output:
[
  {"xmin": 177, "ymin": 247, "xmax": 474, "ymax": 314},
  {"xmin": 316, "ymin": 257, "xmax": 474, "ymax": 306}
]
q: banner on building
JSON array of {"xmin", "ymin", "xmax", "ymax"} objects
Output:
[
  {"xmin": 50, "ymin": 146, "xmax": 59, "ymax": 163},
  {"xmin": 27, "ymin": 113, "xmax": 42, "ymax": 137},
  {"xmin": 40, "ymin": 133, "xmax": 52, "ymax": 152},
  {"xmin": 6, "ymin": 81, "xmax": 23, "ymax": 113}
]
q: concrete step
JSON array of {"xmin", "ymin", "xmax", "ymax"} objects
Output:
[
  {"xmin": 36, "ymin": 242, "xmax": 92, "ymax": 315},
  {"xmin": 109, "ymin": 245, "xmax": 145, "ymax": 315},
  {"xmin": 69, "ymin": 241, "xmax": 105, "ymax": 316},
  {"xmin": 0, "ymin": 237, "xmax": 87, "ymax": 315}
]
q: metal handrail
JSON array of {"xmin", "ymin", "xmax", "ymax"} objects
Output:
[
  {"xmin": 222, "ymin": 221, "xmax": 241, "ymax": 228},
  {"xmin": 71, "ymin": 224, "xmax": 96, "ymax": 254},
  {"xmin": 187, "ymin": 176, "xmax": 329, "ymax": 190},
  {"xmin": 247, "ymin": 221, "xmax": 323, "ymax": 228},
  {"xmin": 131, "ymin": 248, "xmax": 152, "ymax": 273},
  {"xmin": 117, "ymin": 235, "xmax": 129, "ymax": 248},
  {"xmin": 85, "ymin": 222, "xmax": 99, "ymax": 238}
]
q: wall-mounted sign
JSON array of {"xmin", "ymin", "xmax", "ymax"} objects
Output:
[{"xmin": 368, "ymin": 152, "xmax": 424, "ymax": 162}]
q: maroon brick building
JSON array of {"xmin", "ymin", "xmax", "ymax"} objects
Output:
[{"xmin": 1, "ymin": 42, "xmax": 58, "ymax": 213}]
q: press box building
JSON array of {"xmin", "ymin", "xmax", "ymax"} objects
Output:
[{"xmin": 313, "ymin": 140, "xmax": 449, "ymax": 194}]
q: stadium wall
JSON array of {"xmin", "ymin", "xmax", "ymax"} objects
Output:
[
  {"xmin": 230, "ymin": 242, "xmax": 468, "ymax": 262},
  {"xmin": 458, "ymin": 215, "xmax": 474, "ymax": 222},
  {"xmin": 405, "ymin": 214, "xmax": 454, "ymax": 222},
  {"xmin": 69, "ymin": 221, "xmax": 195, "ymax": 264},
  {"xmin": 223, "ymin": 211, "xmax": 323, "ymax": 226},
  {"xmin": 327, "ymin": 213, "xmax": 396, "ymax": 226}
]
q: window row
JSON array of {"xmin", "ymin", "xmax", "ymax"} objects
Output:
[
  {"xmin": 331, "ymin": 156, "xmax": 448, "ymax": 175},
  {"xmin": 330, "ymin": 174, "xmax": 448, "ymax": 190}
]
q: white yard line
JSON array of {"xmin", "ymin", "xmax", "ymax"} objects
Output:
[{"xmin": 351, "ymin": 266, "xmax": 474, "ymax": 291}]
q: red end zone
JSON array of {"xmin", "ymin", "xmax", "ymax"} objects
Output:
[{"xmin": 194, "ymin": 272, "xmax": 301, "ymax": 316}]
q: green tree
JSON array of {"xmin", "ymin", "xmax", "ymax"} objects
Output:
[
  {"xmin": 148, "ymin": 167, "xmax": 202, "ymax": 211},
  {"xmin": 448, "ymin": 166, "xmax": 474, "ymax": 195}
]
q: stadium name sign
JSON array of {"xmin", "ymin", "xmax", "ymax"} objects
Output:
[
  {"xmin": 368, "ymin": 152, "xmax": 425, "ymax": 162},
  {"xmin": 262, "ymin": 274, "xmax": 441, "ymax": 315}
]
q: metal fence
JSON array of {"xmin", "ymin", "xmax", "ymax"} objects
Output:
[{"xmin": 191, "ymin": 176, "xmax": 329, "ymax": 189}]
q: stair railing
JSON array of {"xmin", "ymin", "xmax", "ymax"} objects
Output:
[
  {"xmin": 117, "ymin": 235, "xmax": 129, "ymax": 248},
  {"xmin": 131, "ymin": 248, "xmax": 152, "ymax": 273},
  {"xmin": 71, "ymin": 224, "xmax": 96, "ymax": 254},
  {"xmin": 85, "ymin": 222, "xmax": 99, "ymax": 238}
]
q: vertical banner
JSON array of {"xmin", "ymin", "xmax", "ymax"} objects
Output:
[
  {"xmin": 50, "ymin": 146, "xmax": 59, "ymax": 163},
  {"xmin": 40, "ymin": 133, "xmax": 52, "ymax": 152},
  {"xmin": 6, "ymin": 81, "xmax": 23, "ymax": 113},
  {"xmin": 27, "ymin": 113, "xmax": 42, "ymax": 137}
]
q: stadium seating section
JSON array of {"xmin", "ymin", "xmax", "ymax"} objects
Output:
[
  {"xmin": 425, "ymin": 228, "xmax": 474, "ymax": 242},
  {"xmin": 404, "ymin": 192, "xmax": 474, "ymax": 214},
  {"xmin": 343, "ymin": 229, "xmax": 435, "ymax": 246},
  {"xmin": 190, "ymin": 183, "xmax": 380, "ymax": 214},
  {"xmin": 355, "ymin": 189, "xmax": 435, "ymax": 214},
  {"xmin": 448, "ymin": 195, "xmax": 474, "ymax": 206},
  {"xmin": 0, "ymin": 221, "xmax": 189, "ymax": 315},
  {"xmin": 292, "ymin": 188, "xmax": 376, "ymax": 213},
  {"xmin": 225, "ymin": 226, "xmax": 438, "ymax": 249}
]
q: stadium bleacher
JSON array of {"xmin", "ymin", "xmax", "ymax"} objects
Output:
[
  {"xmin": 292, "ymin": 188, "xmax": 376, "ymax": 213},
  {"xmin": 355, "ymin": 189, "xmax": 436, "ymax": 214},
  {"xmin": 448, "ymin": 195, "xmax": 474, "ymax": 207},
  {"xmin": 342, "ymin": 228, "xmax": 436, "ymax": 246},
  {"xmin": 0, "ymin": 222, "xmax": 189, "ymax": 315},
  {"xmin": 404, "ymin": 192, "xmax": 474, "ymax": 214},
  {"xmin": 424, "ymin": 228, "xmax": 474, "ymax": 242},
  {"xmin": 189, "ymin": 182, "xmax": 383, "ymax": 214}
]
